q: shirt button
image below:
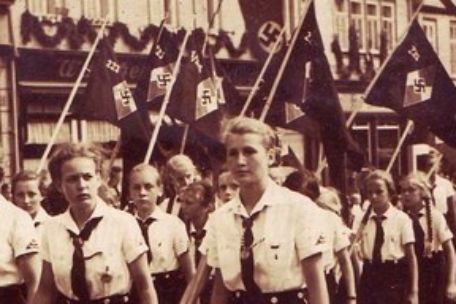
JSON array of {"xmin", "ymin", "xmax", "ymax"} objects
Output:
[
  {"xmin": 103, "ymin": 299, "xmax": 110, "ymax": 304},
  {"xmin": 235, "ymin": 291, "xmax": 241, "ymax": 298},
  {"xmin": 297, "ymin": 291, "xmax": 304, "ymax": 299},
  {"xmin": 123, "ymin": 295, "xmax": 129, "ymax": 302},
  {"xmin": 270, "ymin": 296, "xmax": 279, "ymax": 303}
]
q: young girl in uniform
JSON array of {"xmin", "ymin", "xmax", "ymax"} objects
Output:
[
  {"xmin": 33, "ymin": 143, "xmax": 158, "ymax": 304},
  {"xmin": 400, "ymin": 171, "xmax": 456, "ymax": 303},
  {"xmin": 357, "ymin": 169, "xmax": 418, "ymax": 304}
]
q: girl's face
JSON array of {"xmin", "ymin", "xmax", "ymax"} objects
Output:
[
  {"xmin": 400, "ymin": 180, "xmax": 424, "ymax": 209},
  {"xmin": 366, "ymin": 178, "xmax": 391, "ymax": 211},
  {"xmin": 57, "ymin": 157, "xmax": 101, "ymax": 208}
]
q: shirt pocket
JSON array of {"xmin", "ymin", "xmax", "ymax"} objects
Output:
[{"xmin": 262, "ymin": 238, "xmax": 293, "ymax": 270}]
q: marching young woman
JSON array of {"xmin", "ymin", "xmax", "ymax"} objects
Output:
[
  {"xmin": 33, "ymin": 143, "xmax": 157, "ymax": 304},
  {"xmin": 128, "ymin": 163, "xmax": 194, "ymax": 304},
  {"xmin": 202, "ymin": 117, "xmax": 329, "ymax": 304},
  {"xmin": 356, "ymin": 169, "xmax": 418, "ymax": 304},
  {"xmin": 400, "ymin": 171, "xmax": 456, "ymax": 303}
]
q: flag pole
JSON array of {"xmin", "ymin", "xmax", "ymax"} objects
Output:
[
  {"xmin": 240, "ymin": 27, "xmax": 286, "ymax": 117},
  {"xmin": 425, "ymin": 153, "xmax": 442, "ymax": 180},
  {"xmin": 180, "ymin": 124, "xmax": 190, "ymax": 154},
  {"xmin": 36, "ymin": 19, "xmax": 108, "ymax": 174},
  {"xmin": 259, "ymin": 0, "xmax": 313, "ymax": 122},
  {"xmin": 386, "ymin": 120, "xmax": 414, "ymax": 173},
  {"xmin": 144, "ymin": 31, "xmax": 191, "ymax": 164},
  {"xmin": 364, "ymin": 1, "xmax": 425, "ymax": 99}
]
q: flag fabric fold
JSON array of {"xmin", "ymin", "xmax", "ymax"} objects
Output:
[
  {"xmin": 364, "ymin": 20, "xmax": 456, "ymax": 147},
  {"xmin": 268, "ymin": 2, "xmax": 365, "ymax": 173},
  {"xmin": 75, "ymin": 37, "xmax": 151, "ymax": 141}
]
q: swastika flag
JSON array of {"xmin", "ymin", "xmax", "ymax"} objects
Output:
[
  {"xmin": 238, "ymin": 0, "xmax": 284, "ymax": 61},
  {"xmin": 76, "ymin": 38, "xmax": 151, "ymax": 140},
  {"xmin": 268, "ymin": 1, "xmax": 365, "ymax": 175},
  {"xmin": 364, "ymin": 20, "xmax": 456, "ymax": 147}
]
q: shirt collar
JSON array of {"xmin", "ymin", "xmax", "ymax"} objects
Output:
[
  {"xmin": 34, "ymin": 207, "xmax": 50, "ymax": 224},
  {"xmin": 136, "ymin": 206, "xmax": 166, "ymax": 222},
  {"xmin": 59, "ymin": 196, "xmax": 108, "ymax": 234},
  {"xmin": 370, "ymin": 203, "xmax": 394, "ymax": 220},
  {"xmin": 229, "ymin": 178, "xmax": 281, "ymax": 217}
]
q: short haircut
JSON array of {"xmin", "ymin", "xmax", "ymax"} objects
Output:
[
  {"xmin": 166, "ymin": 154, "xmax": 196, "ymax": 176},
  {"xmin": 222, "ymin": 117, "xmax": 276, "ymax": 150},
  {"xmin": 48, "ymin": 143, "xmax": 103, "ymax": 183},
  {"xmin": 129, "ymin": 163, "xmax": 162, "ymax": 186},
  {"xmin": 182, "ymin": 180, "xmax": 214, "ymax": 208},
  {"xmin": 12, "ymin": 170, "xmax": 40, "ymax": 195}
]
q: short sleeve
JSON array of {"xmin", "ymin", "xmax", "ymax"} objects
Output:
[
  {"xmin": 295, "ymin": 201, "xmax": 328, "ymax": 260},
  {"xmin": 202, "ymin": 215, "xmax": 219, "ymax": 268},
  {"xmin": 121, "ymin": 213, "xmax": 148, "ymax": 263},
  {"xmin": 434, "ymin": 210, "xmax": 453, "ymax": 244},
  {"xmin": 400, "ymin": 215, "xmax": 415, "ymax": 245},
  {"xmin": 12, "ymin": 211, "xmax": 39, "ymax": 258},
  {"xmin": 173, "ymin": 218, "xmax": 190, "ymax": 256}
]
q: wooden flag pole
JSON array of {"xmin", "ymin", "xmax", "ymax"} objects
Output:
[
  {"xmin": 426, "ymin": 153, "xmax": 443, "ymax": 181},
  {"xmin": 36, "ymin": 19, "xmax": 108, "ymax": 174},
  {"xmin": 179, "ymin": 124, "xmax": 190, "ymax": 154},
  {"xmin": 143, "ymin": 31, "xmax": 191, "ymax": 164},
  {"xmin": 240, "ymin": 27, "xmax": 286, "ymax": 117},
  {"xmin": 386, "ymin": 120, "xmax": 414, "ymax": 173},
  {"xmin": 258, "ymin": 0, "xmax": 313, "ymax": 122}
]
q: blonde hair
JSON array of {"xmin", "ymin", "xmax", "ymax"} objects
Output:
[{"xmin": 222, "ymin": 117, "xmax": 276, "ymax": 150}]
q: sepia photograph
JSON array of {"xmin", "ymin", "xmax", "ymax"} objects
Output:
[{"xmin": 0, "ymin": 0, "xmax": 456, "ymax": 303}]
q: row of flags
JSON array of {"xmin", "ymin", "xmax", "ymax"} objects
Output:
[{"xmin": 73, "ymin": 0, "xmax": 456, "ymax": 198}]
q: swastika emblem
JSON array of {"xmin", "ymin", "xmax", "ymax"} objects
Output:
[
  {"xmin": 258, "ymin": 21, "xmax": 283, "ymax": 53},
  {"xmin": 157, "ymin": 73, "xmax": 172, "ymax": 88},
  {"xmin": 413, "ymin": 78, "xmax": 426, "ymax": 93},
  {"xmin": 408, "ymin": 45, "xmax": 420, "ymax": 62},
  {"xmin": 113, "ymin": 81, "xmax": 137, "ymax": 120},
  {"xmin": 147, "ymin": 64, "xmax": 174, "ymax": 102},
  {"xmin": 196, "ymin": 78, "xmax": 218, "ymax": 120},
  {"xmin": 404, "ymin": 65, "xmax": 436, "ymax": 108},
  {"xmin": 106, "ymin": 59, "xmax": 120, "ymax": 74}
]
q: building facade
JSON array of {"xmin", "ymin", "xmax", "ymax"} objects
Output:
[{"xmin": 0, "ymin": 0, "xmax": 455, "ymax": 180}]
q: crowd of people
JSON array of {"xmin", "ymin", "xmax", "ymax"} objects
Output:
[{"xmin": 1, "ymin": 116, "xmax": 456, "ymax": 304}]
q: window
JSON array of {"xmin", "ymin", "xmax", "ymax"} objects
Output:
[
  {"xmin": 449, "ymin": 21, "xmax": 456, "ymax": 75},
  {"xmin": 381, "ymin": 3, "xmax": 394, "ymax": 50},
  {"xmin": 332, "ymin": 0, "xmax": 396, "ymax": 52},
  {"xmin": 422, "ymin": 18, "xmax": 438, "ymax": 52},
  {"xmin": 28, "ymin": 0, "xmax": 68, "ymax": 16},
  {"xmin": 81, "ymin": 0, "xmax": 115, "ymax": 21},
  {"xmin": 334, "ymin": 0, "xmax": 349, "ymax": 49},
  {"xmin": 350, "ymin": 1, "xmax": 365, "ymax": 50},
  {"xmin": 366, "ymin": 2, "xmax": 379, "ymax": 50}
]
